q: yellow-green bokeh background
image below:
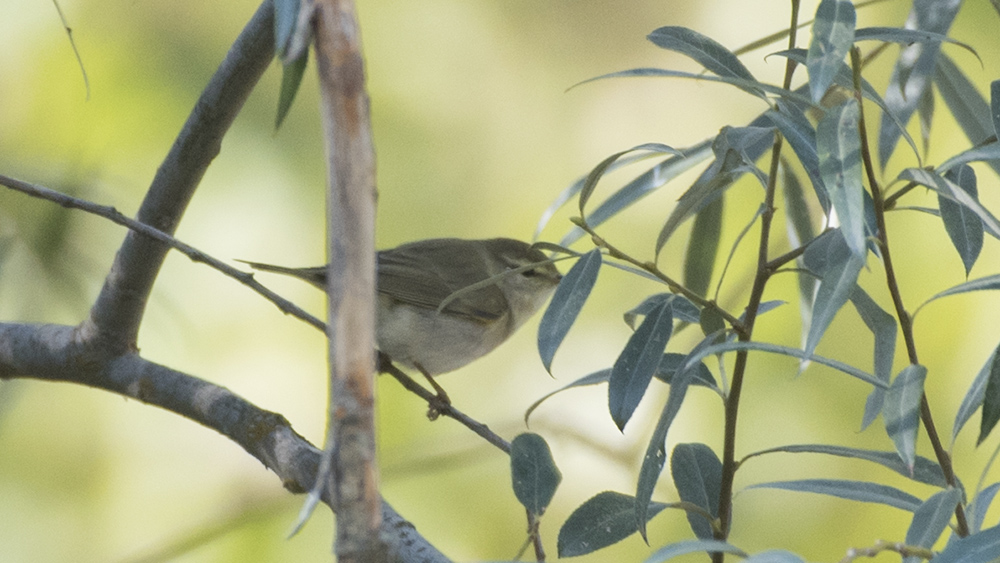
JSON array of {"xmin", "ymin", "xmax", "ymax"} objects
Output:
[{"xmin": 2, "ymin": 1, "xmax": 1000, "ymax": 561}]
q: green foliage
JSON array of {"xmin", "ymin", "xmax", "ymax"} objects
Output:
[{"xmin": 520, "ymin": 0, "xmax": 1000, "ymax": 559}]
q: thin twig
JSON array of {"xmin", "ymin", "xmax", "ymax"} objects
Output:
[{"xmin": 0, "ymin": 173, "xmax": 326, "ymax": 332}]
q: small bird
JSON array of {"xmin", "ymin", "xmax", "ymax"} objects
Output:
[{"xmin": 240, "ymin": 238, "xmax": 561, "ymax": 403}]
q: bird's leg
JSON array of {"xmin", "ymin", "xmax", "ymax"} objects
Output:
[{"xmin": 415, "ymin": 363, "xmax": 451, "ymax": 420}]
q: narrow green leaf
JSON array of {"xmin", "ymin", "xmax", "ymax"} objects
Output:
[
  {"xmin": 556, "ymin": 141, "xmax": 715, "ymax": 247},
  {"xmin": 671, "ymin": 443, "xmax": 722, "ymax": 539},
  {"xmin": 953, "ymin": 343, "xmax": 1000, "ymax": 445},
  {"xmin": 609, "ymin": 301, "xmax": 675, "ymax": 431},
  {"xmin": 644, "ymin": 540, "xmax": 747, "ymax": 563},
  {"xmin": 579, "ymin": 143, "xmax": 680, "ymax": 214},
  {"xmin": 803, "ymin": 229, "xmax": 865, "ymax": 357},
  {"xmin": 992, "ymin": 79, "xmax": 1000, "ymax": 138},
  {"xmin": 883, "ymin": 364, "xmax": 927, "ymax": 471},
  {"xmin": 685, "ymin": 340, "xmax": 885, "ymax": 388},
  {"xmin": 935, "ymin": 53, "xmax": 995, "ymax": 145},
  {"xmin": 850, "ymin": 287, "xmax": 897, "ymax": 430},
  {"xmin": 854, "ymin": 27, "xmax": 980, "ymax": 63},
  {"xmin": 877, "ymin": 0, "xmax": 962, "ymax": 166},
  {"xmin": 917, "ymin": 84, "xmax": 935, "ymax": 156},
  {"xmin": 938, "ymin": 142, "xmax": 1000, "ymax": 175},
  {"xmin": 905, "ymin": 489, "xmax": 962, "ymax": 556},
  {"xmin": 817, "ymin": 100, "xmax": 865, "ymax": 259},
  {"xmin": 748, "ymin": 479, "xmax": 922, "ymax": 511},
  {"xmin": 684, "ymin": 198, "xmax": 723, "ymax": 298},
  {"xmin": 538, "ymin": 249, "xmax": 602, "ymax": 373},
  {"xmin": 939, "ymin": 165, "xmax": 983, "ymax": 276},
  {"xmin": 647, "ymin": 27, "xmax": 759, "ymax": 95},
  {"xmin": 510, "ymin": 433, "xmax": 562, "ymax": 516},
  {"xmin": 780, "ymin": 164, "xmax": 819, "ymax": 355},
  {"xmin": 899, "ymin": 168, "xmax": 1000, "ymax": 239},
  {"xmin": 742, "ymin": 551, "xmax": 806, "ymax": 563},
  {"xmin": 656, "ymin": 127, "xmax": 774, "ymax": 256},
  {"xmin": 933, "ymin": 523, "xmax": 1000, "ymax": 563},
  {"xmin": 979, "ymin": 349, "xmax": 1000, "ymax": 445},
  {"xmin": 923, "ymin": 274, "xmax": 1000, "ymax": 312},
  {"xmin": 275, "ymin": 51, "xmax": 308, "ymax": 131},
  {"xmin": 557, "ymin": 491, "xmax": 667, "ymax": 557},
  {"xmin": 625, "ymin": 294, "xmax": 700, "ymax": 328},
  {"xmin": 573, "ymin": 67, "xmax": 808, "ymax": 105},
  {"xmin": 524, "ymin": 353, "xmax": 718, "ymax": 423},
  {"xmin": 273, "ymin": 0, "xmax": 301, "ymax": 58},
  {"xmin": 745, "ymin": 444, "xmax": 947, "ymax": 487},
  {"xmin": 770, "ymin": 105, "xmax": 830, "ymax": 211},
  {"xmin": 969, "ymin": 483, "xmax": 1000, "ymax": 534},
  {"xmin": 807, "ymin": 0, "xmax": 856, "ymax": 103},
  {"xmin": 636, "ymin": 332, "xmax": 724, "ymax": 540}
]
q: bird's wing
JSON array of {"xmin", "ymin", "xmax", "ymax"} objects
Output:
[{"xmin": 377, "ymin": 241, "xmax": 508, "ymax": 322}]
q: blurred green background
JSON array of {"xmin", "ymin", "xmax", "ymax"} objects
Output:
[{"xmin": 2, "ymin": 0, "xmax": 1000, "ymax": 561}]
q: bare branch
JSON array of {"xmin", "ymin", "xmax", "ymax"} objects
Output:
[
  {"xmin": 312, "ymin": 0, "xmax": 381, "ymax": 559},
  {"xmin": 81, "ymin": 0, "xmax": 276, "ymax": 353}
]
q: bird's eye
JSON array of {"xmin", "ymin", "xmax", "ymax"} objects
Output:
[{"xmin": 520, "ymin": 268, "xmax": 539, "ymax": 278}]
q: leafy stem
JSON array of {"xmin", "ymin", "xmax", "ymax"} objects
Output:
[{"xmin": 850, "ymin": 47, "xmax": 969, "ymax": 538}]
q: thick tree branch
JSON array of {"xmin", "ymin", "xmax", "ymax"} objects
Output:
[
  {"xmin": 80, "ymin": 0, "xmax": 276, "ymax": 354},
  {"xmin": 0, "ymin": 321, "xmax": 449, "ymax": 562},
  {"xmin": 312, "ymin": 0, "xmax": 382, "ymax": 559}
]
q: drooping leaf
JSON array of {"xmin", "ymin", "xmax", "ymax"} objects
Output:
[
  {"xmin": 807, "ymin": 0, "xmax": 856, "ymax": 103},
  {"xmin": 744, "ymin": 444, "xmax": 948, "ymax": 488},
  {"xmin": 748, "ymin": 479, "xmax": 921, "ymax": 511},
  {"xmin": 276, "ymin": 51, "xmax": 308, "ymax": 131},
  {"xmin": 935, "ymin": 54, "xmax": 1000, "ymax": 179},
  {"xmin": 769, "ymin": 104, "xmax": 830, "ymax": 211},
  {"xmin": 644, "ymin": 540, "xmax": 747, "ymax": 563},
  {"xmin": 877, "ymin": 0, "xmax": 963, "ymax": 167},
  {"xmin": 883, "ymin": 364, "xmax": 927, "ymax": 471},
  {"xmin": 684, "ymin": 197, "xmax": 723, "ymax": 299},
  {"xmin": 671, "ymin": 443, "xmax": 722, "ymax": 539},
  {"xmin": 609, "ymin": 300, "xmax": 675, "ymax": 431},
  {"xmin": 802, "ymin": 229, "xmax": 865, "ymax": 357},
  {"xmin": 854, "ymin": 27, "xmax": 979, "ymax": 62},
  {"xmin": 899, "ymin": 168, "xmax": 1000, "ymax": 239},
  {"xmin": 939, "ymin": 164, "xmax": 983, "ymax": 276},
  {"xmin": 635, "ymin": 332, "xmax": 724, "ymax": 540},
  {"xmin": 917, "ymin": 83, "xmax": 935, "ymax": 156},
  {"xmin": 817, "ymin": 100, "xmax": 865, "ymax": 259},
  {"xmin": 935, "ymin": 53, "xmax": 996, "ymax": 145},
  {"xmin": 780, "ymin": 164, "xmax": 819, "ymax": 354},
  {"xmin": 904, "ymin": 488, "xmax": 963, "ymax": 562},
  {"xmin": 557, "ymin": 491, "xmax": 667, "ymax": 557},
  {"xmin": 273, "ymin": 0, "xmax": 301, "ymax": 58},
  {"xmin": 933, "ymin": 523, "xmax": 1000, "ymax": 563},
  {"xmin": 510, "ymin": 433, "xmax": 562, "ymax": 516},
  {"xmin": 850, "ymin": 287, "xmax": 898, "ymax": 430},
  {"xmin": 538, "ymin": 249, "xmax": 602, "ymax": 373}
]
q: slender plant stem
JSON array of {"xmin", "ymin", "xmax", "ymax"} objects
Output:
[
  {"xmin": 850, "ymin": 48, "xmax": 969, "ymax": 538},
  {"xmin": 713, "ymin": 4, "xmax": 800, "ymax": 559}
]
